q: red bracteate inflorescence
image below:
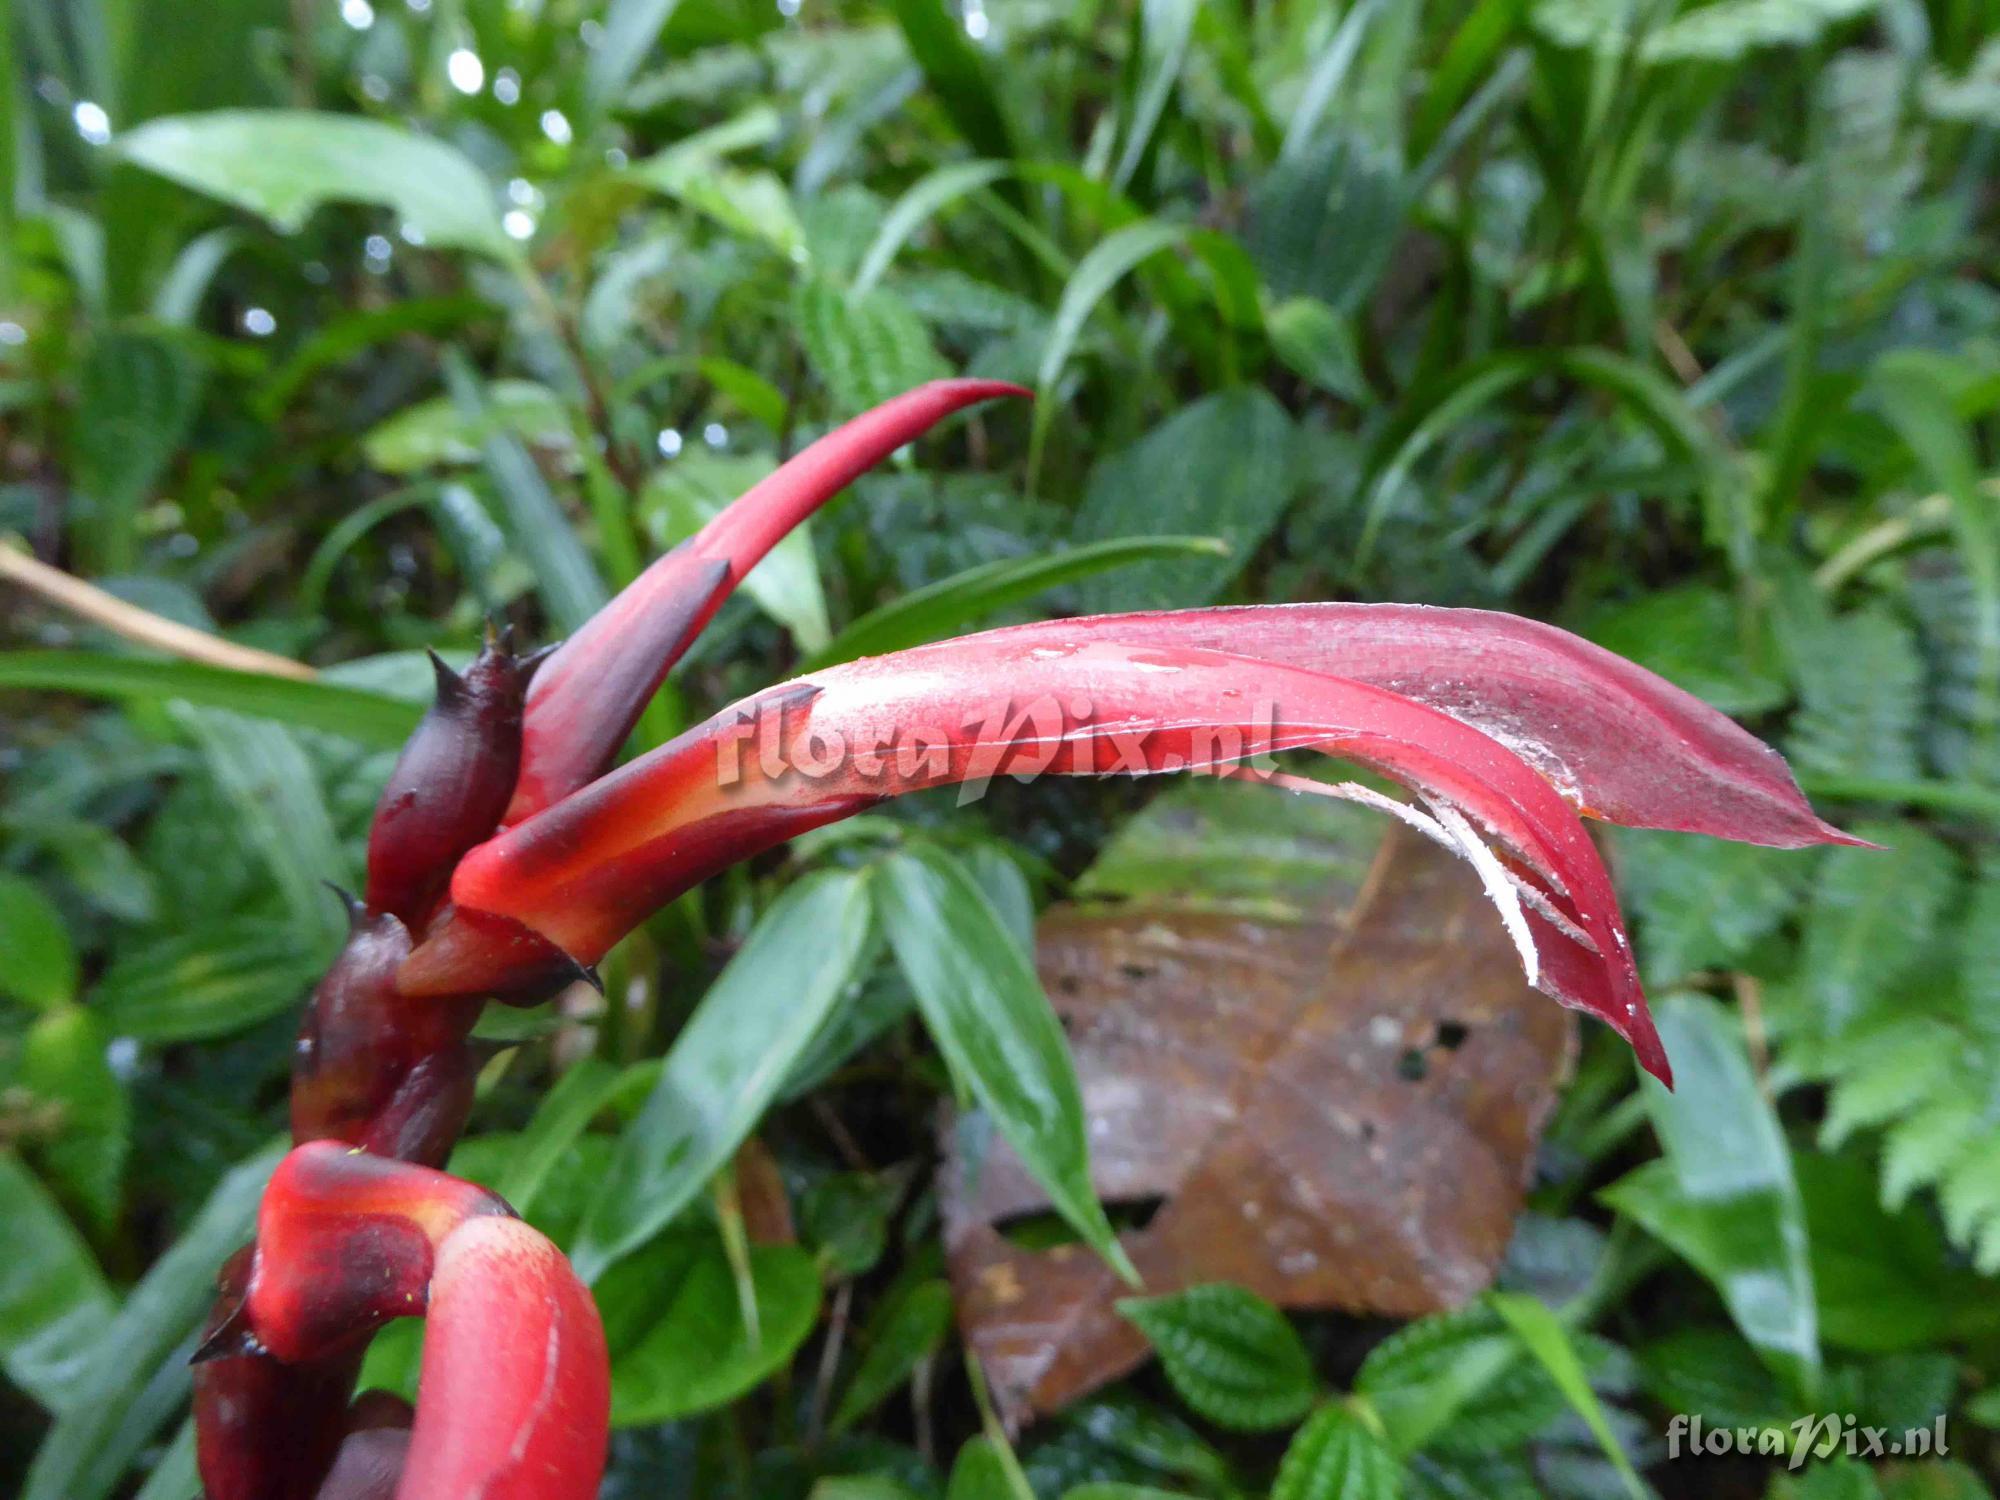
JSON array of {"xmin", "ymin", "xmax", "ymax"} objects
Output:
[{"xmin": 192, "ymin": 379, "xmax": 1859, "ymax": 1499}]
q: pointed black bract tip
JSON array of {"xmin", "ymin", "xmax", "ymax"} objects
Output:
[
  {"xmin": 578, "ymin": 962, "xmax": 604, "ymax": 995},
  {"xmin": 322, "ymin": 881, "xmax": 368, "ymax": 927},
  {"xmin": 190, "ymin": 1306, "xmax": 267, "ymax": 1365},
  {"xmin": 426, "ymin": 648, "xmax": 467, "ymax": 702}
]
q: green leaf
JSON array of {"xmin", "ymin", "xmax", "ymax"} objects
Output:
[
  {"xmin": 0, "ymin": 1150, "xmax": 117, "ymax": 1414},
  {"xmin": 876, "ymin": 842, "xmax": 1132, "ymax": 1281},
  {"xmin": 1248, "ymin": 128, "xmax": 1403, "ymax": 315},
  {"xmin": 22, "ymin": 1007, "xmax": 128, "ymax": 1231},
  {"xmin": 443, "ymin": 352, "xmax": 609, "ymax": 635},
  {"xmin": 832, "ymin": 1278, "xmax": 956, "ymax": 1432},
  {"xmin": 605, "ymin": 1239, "xmax": 822, "ymax": 1425},
  {"xmin": 796, "ymin": 276, "xmax": 949, "ymax": 416},
  {"xmin": 1601, "ymin": 994, "xmax": 1821, "ymax": 1399},
  {"xmin": 496, "ymin": 1058, "xmax": 658, "ymax": 1219},
  {"xmin": 1268, "ymin": 296, "xmax": 1370, "ymax": 403},
  {"xmin": 1488, "ymin": 1293, "xmax": 1646, "ymax": 1500},
  {"xmin": 69, "ymin": 331, "xmax": 204, "ymax": 573},
  {"xmin": 889, "ymin": 0, "xmax": 1017, "ymax": 161},
  {"xmin": 173, "ymin": 706, "xmax": 349, "ymax": 954},
  {"xmin": 589, "ymin": 0, "xmax": 685, "ymax": 112},
  {"xmin": 1614, "ymin": 829, "xmax": 1808, "ymax": 987},
  {"xmin": 24, "ymin": 1143, "xmax": 282, "ymax": 1500},
  {"xmin": 94, "ymin": 917, "xmax": 323, "ymax": 1042},
  {"xmin": 630, "ymin": 151, "xmax": 807, "ymax": 263},
  {"xmin": 1113, "ymin": 0, "xmax": 1199, "ymax": 190},
  {"xmin": 118, "ymin": 111, "xmax": 513, "ymax": 259},
  {"xmin": 1582, "ymin": 584, "xmax": 1786, "ymax": 717},
  {"xmin": 1036, "ymin": 220, "xmax": 1187, "ymax": 396},
  {"xmin": 1072, "ymin": 390, "xmax": 1295, "ymax": 612},
  {"xmin": 362, "ymin": 380, "xmax": 571, "ymax": 474},
  {"xmin": 1272, "ymin": 1404, "xmax": 1401, "ymax": 1500},
  {"xmin": 0, "ymin": 874, "xmax": 77, "ymax": 1009},
  {"xmin": 853, "ymin": 159, "xmax": 1013, "ymax": 293},
  {"xmin": 948, "ymin": 1437, "xmax": 1029, "ymax": 1500},
  {"xmin": 1118, "ymin": 1283, "xmax": 1316, "ymax": 1432},
  {"xmin": 575, "ymin": 870, "xmax": 875, "ymax": 1279},
  {"xmin": 1797, "ymin": 1153, "xmax": 1980, "ymax": 1353},
  {"xmin": 0, "ymin": 652, "xmax": 422, "ymax": 747},
  {"xmin": 1796, "ymin": 827, "xmax": 1957, "ymax": 1036},
  {"xmin": 811, "ymin": 535, "xmax": 1228, "ymax": 668},
  {"xmin": 1353, "ymin": 1302, "xmax": 1573, "ymax": 1456}
]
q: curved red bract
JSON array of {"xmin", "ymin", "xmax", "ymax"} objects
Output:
[
  {"xmin": 505, "ymin": 378, "xmax": 1030, "ymax": 822},
  {"xmin": 196, "ymin": 378, "xmax": 1864, "ymax": 1499},
  {"xmin": 396, "ymin": 1216, "xmax": 609, "ymax": 1500}
]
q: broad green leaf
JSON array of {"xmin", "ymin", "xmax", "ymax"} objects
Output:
[
  {"xmin": 130, "ymin": 1419, "xmax": 198, "ymax": 1500},
  {"xmin": 796, "ymin": 276, "xmax": 949, "ymax": 417},
  {"xmin": 362, "ymin": 380, "xmax": 571, "ymax": 474},
  {"xmin": 22, "ymin": 1007, "xmax": 128, "ymax": 1231},
  {"xmin": 643, "ymin": 451, "xmax": 832, "ymax": 652},
  {"xmin": 1489, "ymin": 1293, "xmax": 1646, "ymax": 1500},
  {"xmin": 831, "ymin": 1278, "xmax": 955, "ymax": 1432},
  {"xmin": 0, "ymin": 1151, "xmax": 116, "ymax": 1414},
  {"xmin": 1248, "ymin": 128, "xmax": 1403, "ymax": 315},
  {"xmin": 876, "ymin": 843, "xmax": 1132, "ymax": 1281},
  {"xmin": 1072, "ymin": 390, "xmax": 1295, "ymax": 612},
  {"xmin": 606, "ymin": 1240, "xmax": 822, "ymax": 1425},
  {"xmin": 1601, "ymin": 994, "xmax": 1821, "ymax": 1399},
  {"xmin": 1118, "ymin": 1283, "xmax": 1316, "ymax": 1432},
  {"xmin": 118, "ymin": 111, "xmax": 513, "ymax": 259},
  {"xmin": 1271, "ymin": 1403, "xmax": 1401, "ymax": 1500},
  {"xmin": 0, "ymin": 874, "xmax": 77, "ymax": 1009},
  {"xmin": 1797, "ymin": 1153, "xmax": 1981, "ymax": 1354},
  {"xmin": 24, "ymin": 1143, "xmax": 282, "ymax": 1500},
  {"xmin": 575, "ymin": 870, "xmax": 874, "ymax": 1278},
  {"xmin": 0, "ymin": 652, "xmax": 421, "ymax": 747},
  {"xmin": 801, "ymin": 1171, "xmax": 904, "ymax": 1278},
  {"xmin": 810, "ymin": 535, "xmax": 1228, "ymax": 667},
  {"xmin": 94, "ymin": 917, "xmax": 323, "ymax": 1041}
]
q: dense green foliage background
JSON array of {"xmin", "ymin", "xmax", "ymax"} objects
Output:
[{"xmin": 4, "ymin": 0, "xmax": 2000, "ymax": 1496}]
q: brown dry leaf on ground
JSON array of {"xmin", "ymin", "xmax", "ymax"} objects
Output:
[{"xmin": 940, "ymin": 816, "xmax": 1577, "ymax": 1427}]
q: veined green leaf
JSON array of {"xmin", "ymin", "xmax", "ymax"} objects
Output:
[
  {"xmin": 1119, "ymin": 1283, "xmax": 1317, "ymax": 1432},
  {"xmin": 831, "ymin": 1278, "xmax": 955, "ymax": 1432},
  {"xmin": 1271, "ymin": 1403, "xmax": 1401, "ymax": 1500}
]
